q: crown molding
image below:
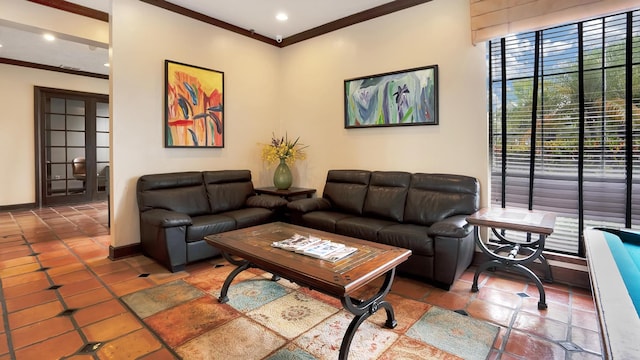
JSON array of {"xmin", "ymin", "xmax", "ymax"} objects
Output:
[
  {"xmin": 141, "ymin": 0, "xmax": 433, "ymax": 48},
  {"xmin": 0, "ymin": 57, "xmax": 108, "ymax": 79},
  {"xmin": 26, "ymin": 0, "xmax": 109, "ymax": 22}
]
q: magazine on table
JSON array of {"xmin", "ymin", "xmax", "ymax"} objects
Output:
[
  {"xmin": 271, "ymin": 233, "xmax": 357, "ymax": 262},
  {"xmin": 271, "ymin": 233, "xmax": 322, "ymax": 251},
  {"xmin": 321, "ymin": 246, "xmax": 358, "ymax": 262},
  {"xmin": 299, "ymin": 240, "xmax": 344, "ymax": 256}
]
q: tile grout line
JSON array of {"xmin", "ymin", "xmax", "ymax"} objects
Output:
[
  {"xmin": 9, "ymin": 213, "xmax": 98, "ymax": 356},
  {"xmin": 39, "ymin": 211, "xmax": 162, "ymax": 357},
  {"xmin": 53, "ymin": 204, "xmax": 181, "ymax": 357},
  {"xmin": 6, "ymin": 206, "xmax": 115, "ymax": 356},
  {"xmin": 0, "ymin": 214, "xmax": 42, "ymax": 359},
  {"xmin": 1, "ymin": 202, "xmax": 605, "ymax": 359},
  {"xmin": 0, "ymin": 272, "xmax": 16, "ymax": 360}
]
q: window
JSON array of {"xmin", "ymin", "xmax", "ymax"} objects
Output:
[{"xmin": 489, "ymin": 10, "xmax": 640, "ymax": 256}]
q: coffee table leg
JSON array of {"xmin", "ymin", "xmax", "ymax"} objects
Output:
[
  {"xmin": 338, "ymin": 268, "xmax": 397, "ymax": 360},
  {"xmin": 217, "ymin": 251, "xmax": 281, "ymax": 303},
  {"xmin": 218, "ymin": 252, "xmax": 250, "ymax": 304}
]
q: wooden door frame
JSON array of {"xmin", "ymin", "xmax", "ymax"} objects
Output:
[{"xmin": 34, "ymin": 86, "xmax": 109, "ymax": 206}]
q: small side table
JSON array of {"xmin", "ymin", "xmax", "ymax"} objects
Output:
[
  {"xmin": 467, "ymin": 207, "xmax": 556, "ymax": 310},
  {"xmin": 254, "ymin": 187, "xmax": 316, "ymax": 201}
]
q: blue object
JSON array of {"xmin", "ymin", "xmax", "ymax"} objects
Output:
[{"xmin": 600, "ymin": 228, "xmax": 640, "ymax": 316}]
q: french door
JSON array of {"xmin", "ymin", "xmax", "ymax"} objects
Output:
[{"xmin": 35, "ymin": 87, "xmax": 109, "ymax": 206}]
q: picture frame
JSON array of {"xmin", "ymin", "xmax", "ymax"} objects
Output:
[
  {"xmin": 165, "ymin": 60, "xmax": 224, "ymax": 147},
  {"xmin": 344, "ymin": 65, "xmax": 438, "ymax": 128}
]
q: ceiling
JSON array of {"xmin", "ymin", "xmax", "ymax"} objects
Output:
[{"xmin": 0, "ymin": 0, "xmax": 417, "ymax": 77}]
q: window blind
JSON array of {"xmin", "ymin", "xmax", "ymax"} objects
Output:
[
  {"xmin": 489, "ymin": 9, "xmax": 640, "ymax": 256},
  {"xmin": 471, "ymin": 0, "xmax": 640, "ymax": 44}
]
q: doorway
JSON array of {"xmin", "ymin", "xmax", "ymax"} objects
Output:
[{"xmin": 35, "ymin": 87, "xmax": 109, "ymax": 206}]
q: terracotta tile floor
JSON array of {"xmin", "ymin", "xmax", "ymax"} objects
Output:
[{"xmin": 0, "ymin": 202, "xmax": 604, "ymax": 359}]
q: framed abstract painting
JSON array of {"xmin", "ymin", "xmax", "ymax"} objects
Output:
[
  {"xmin": 344, "ymin": 65, "xmax": 438, "ymax": 128},
  {"xmin": 165, "ymin": 60, "xmax": 224, "ymax": 147}
]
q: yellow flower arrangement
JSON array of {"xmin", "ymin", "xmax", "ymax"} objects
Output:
[{"xmin": 261, "ymin": 133, "xmax": 308, "ymax": 165}]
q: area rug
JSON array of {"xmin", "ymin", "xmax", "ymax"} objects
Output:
[{"xmin": 121, "ymin": 268, "xmax": 499, "ymax": 360}]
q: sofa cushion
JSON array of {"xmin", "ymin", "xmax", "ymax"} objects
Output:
[
  {"xmin": 363, "ymin": 171, "xmax": 411, "ymax": 222},
  {"xmin": 137, "ymin": 172, "xmax": 210, "ymax": 216},
  {"xmin": 187, "ymin": 240, "xmax": 221, "ymax": 263},
  {"xmin": 222, "ymin": 208, "xmax": 274, "ymax": 229},
  {"xmin": 245, "ymin": 195, "xmax": 288, "ymax": 209},
  {"xmin": 404, "ymin": 173, "xmax": 480, "ymax": 226},
  {"xmin": 322, "ymin": 170, "xmax": 371, "ymax": 215},
  {"xmin": 287, "ymin": 198, "xmax": 332, "ymax": 213},
  {"xmin": 186, "ymin": 214, "xmax": 236, "ymax": 242},
  {"xmin": 204, "ymin": 170, "xmax": 254, "ymax": 213},
  {"xmin": 336, "ymin": 217, "xmax": 395, "ymax": 242},
  {"xmin": 302, "ymin": 211, "xmax": 354, "ymax": 233},
  {"xmin": 378, "ymin": 224, "xmax": 434, "ymax": 256}
]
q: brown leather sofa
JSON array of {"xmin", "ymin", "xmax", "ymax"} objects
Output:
[
  {"xmin": 287, "ymin": 170, "xmax": 480, "ymax": 289},
  {"xmin": 136, "ymin": 170, "xmax": 287, "ymax": 272}
]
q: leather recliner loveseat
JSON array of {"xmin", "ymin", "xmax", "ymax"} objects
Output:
[
  {"xmin": 136, "ymin": 170, "xmax": 287, "ymax": 272},
  {"xmin": 287, "ymin": 170, "xmax": 480, "ymax": 289}
]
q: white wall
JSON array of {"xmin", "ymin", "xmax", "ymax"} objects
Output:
[
  {"xmin": 0, "ymin": 0, "xmax": 108, "ymax": 46},
  {"xmin": 279, "ymin": 0, "xmax": 489, "ymax": 202},
  {"xmin": 0, "ymin": 64, "xmax": 108, "ymax": 205},
  {"xmin": 108, "ymin": 0, "xmax": 487, "ymax": 248},
  {"xmin": 2, "ymin": 0, "xmax": 488, "ymax": 251},
  {"xmin": 110, "ymin": 0, "xmax": 282, "ymax": 246},
  {"xmin": 0, "ymin": 1, "xmax": 110, "ymax": 207}
]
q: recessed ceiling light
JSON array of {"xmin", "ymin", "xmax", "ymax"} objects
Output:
[
  {"xmin": 276, "ymin": 13, "xmax": 288, "ymax": 21},
  {"xmin": 43, "ymin": 33, "xmax": 55, "ymax": 41},
  {"xmin": 104, "ymin": 63, "xmax": 110, "ymax": 67}
]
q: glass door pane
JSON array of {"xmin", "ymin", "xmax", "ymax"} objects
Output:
[
  {"xmin": 96, "ymin": 101, "xmax": 110, "ymax": 194},
  {"xmin": 45, "ymin": 97, "xmax": 86, "ymax": 197}
]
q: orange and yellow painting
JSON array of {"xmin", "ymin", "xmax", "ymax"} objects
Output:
[{"xmin": 165, "ymin": 60, "xmax": 224, "ymax": 147}]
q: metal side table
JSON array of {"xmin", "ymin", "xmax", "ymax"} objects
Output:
[{"xmin": 467, "ymin": 207, "xmax": 556, "ymax": 310}]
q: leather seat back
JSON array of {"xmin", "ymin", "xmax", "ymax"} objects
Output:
[
  {"xmin": 204, "ymin": 170, "xmax": 254, "ymax": 213},
  {"xmin": 322, "ymin": 170, "xmax": 371, "ymax": 215},
  {"xmin": 136, "ymin": 172, "xmax": 209, "ymax": 216},
  {"xmin": 404, "ymin": 173, "xmax": 480, "ymax": 226},
  {"xmin": 363, "ymin": 171, "xmax": 411, "ymax": 222}
]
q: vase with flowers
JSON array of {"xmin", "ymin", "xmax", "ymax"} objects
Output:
[{"xmin": 261, "ymin": 133, "xmax": 308, "ymax": 190}]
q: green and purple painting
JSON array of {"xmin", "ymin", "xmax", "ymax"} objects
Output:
[{"xmin": 344, "ymin": 65, "xmax": 438, "ymax": 128}]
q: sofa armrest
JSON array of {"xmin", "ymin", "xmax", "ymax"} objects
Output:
[
  {"xmin": 245, "ymin": 194, "xmax": 288, "ymax": 210},
  {"xmin": 428, "ymin": 215, "xmax": 472, "ymax": 238},
  {"xmin": 287, "ymin": 198, "xmax": 332, "ymax": 213},
  {"xmin": 140, "ymin": 209, "xmax": 192, "ymax": 228}
]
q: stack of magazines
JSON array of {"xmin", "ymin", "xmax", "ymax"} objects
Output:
[{"xmin": 271, "ymin": 233, "xmax": 357, "ymax": 262}]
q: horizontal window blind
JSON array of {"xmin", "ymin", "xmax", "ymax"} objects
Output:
[
  {"xmin": 471, "ymin": 0, "xmax": 640, "ymax": 44},
  {"xmin": 489, "ymin": 9, "xmax": 640, "ymax": 256}
]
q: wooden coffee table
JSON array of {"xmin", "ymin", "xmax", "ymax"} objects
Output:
[{"xmin": 205, "ymin": 222, "xmax": 412, "ymax": 360}]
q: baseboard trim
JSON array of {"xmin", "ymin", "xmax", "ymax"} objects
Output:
[
  {"xmin": 0, "ymin": 202, "xmax": 36, "ymax": 211},
  {"xmin": 109, "ymin": 243, "xmax": 142, "ymax": 260}
]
